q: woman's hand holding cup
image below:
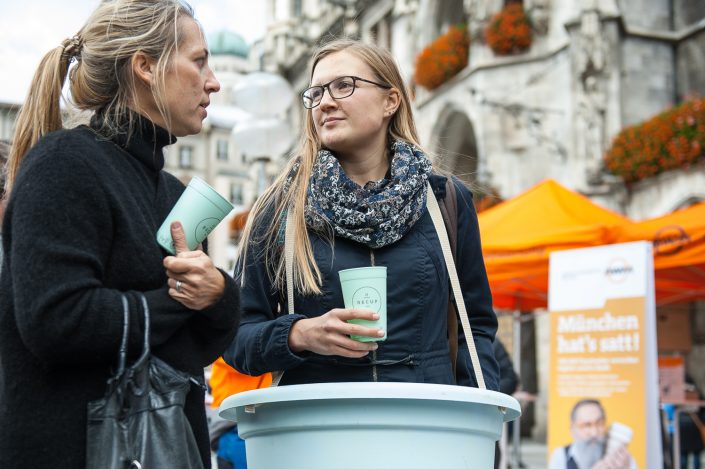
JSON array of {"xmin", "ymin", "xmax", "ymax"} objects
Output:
[
  {"xmin": 288, "ymin": 308, "xmax": 385, "ymax": 357},
  {"xmin": 164, "ymin": 221, "xmax": 225, "ymax": 310}
]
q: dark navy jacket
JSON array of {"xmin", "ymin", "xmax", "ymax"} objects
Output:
[{"xmin": 225, "ymin": 175, "xmax": 499, "ymax": 390}]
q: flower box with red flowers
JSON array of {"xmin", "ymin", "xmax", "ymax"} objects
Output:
[
  {"xmin": 604, "ymin": 97, "xmax": 705, "ymax": 183},
  {"xmin": 485, "ymin": 3, "xmax": 532, "ymax": 56},
  {"xmin": 414, "ymin": 25, "xmax": 470, "ymax": 91}
]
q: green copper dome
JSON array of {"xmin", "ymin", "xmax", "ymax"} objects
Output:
[{"xmin": 208, "ymin": 30, "xmax": 249, "ymax": 58}]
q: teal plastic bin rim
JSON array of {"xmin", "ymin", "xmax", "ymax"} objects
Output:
[{"xmin": 219, "ymin": 382, "xmax": 521, "ymax": 423}]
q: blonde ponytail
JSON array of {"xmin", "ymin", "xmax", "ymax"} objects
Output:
[{"xmin": 6, "ymin": 42, "xmax": 74, "ymax": 193}]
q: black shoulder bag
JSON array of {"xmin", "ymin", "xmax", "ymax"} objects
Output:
[{"xmin": 86, "ymin": 293, "xmax": 204, "ymax": 469}]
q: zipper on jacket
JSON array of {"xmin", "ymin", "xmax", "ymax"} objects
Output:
[{"xmin": 370, "ymin": 248, "xmax": 378, "ymax": 382}]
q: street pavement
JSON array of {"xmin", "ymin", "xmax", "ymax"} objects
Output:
[
  {"xmin": 501, "ymin": 439, "xmax": 546, "ymax": 468},
  {"xmin": 516, "ymin": 440, "xmax": 547, "ymax": 468}
]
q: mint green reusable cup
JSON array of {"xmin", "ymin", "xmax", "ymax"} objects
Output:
[
  {"xmin": 338, "ymin": 266, "xmax": 387, "ymax": 342},
  {"xmin": 156, "ymin": 176, "xmax": 234, "ymax": 254}
]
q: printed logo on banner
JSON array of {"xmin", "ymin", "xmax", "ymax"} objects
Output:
[{"xmin": 604, "ymin": 258, "xmax": 633, "ymax": 284}]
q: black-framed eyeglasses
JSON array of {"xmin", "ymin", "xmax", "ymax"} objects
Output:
[{"xmin": 302, "ymin": 75, "xmax": 392, "ymax": 109}]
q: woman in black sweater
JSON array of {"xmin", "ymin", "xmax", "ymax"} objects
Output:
[{"xmin": 0, "ymin": 1, "xmax": 239, "ymax": 467}]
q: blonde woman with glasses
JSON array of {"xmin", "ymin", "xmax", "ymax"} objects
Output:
[
  {"xmin": 0, "ymin": 1, "xmax": 240, "ymax": 467},
  {"xmin": 225, "ymin": 39, "xmax": 499, "ymax": 392}
]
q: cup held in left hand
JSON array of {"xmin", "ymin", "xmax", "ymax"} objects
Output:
[
  {"xmin": 156, "ymin": 177, "xmax": 233, "ymax": 254},
  {"xmin": 339, "ymin": 266, "xmax": 387, "ymax": 342}
]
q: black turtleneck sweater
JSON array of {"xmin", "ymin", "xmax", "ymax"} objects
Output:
[{"xmin": 0, "ymin": 120, "xmax": 240, "ymax": 468}]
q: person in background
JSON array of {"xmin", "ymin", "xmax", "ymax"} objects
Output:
[
  {"xmin": 0, "ymin": 1, "xmax": 240, "ymax": 467},
  {"xmin": 494, "ymin": 338, "xmax": 519, "ymax": 396},
  {"xmin": 207, "ymin": 358, "xmax": 271, "ymax": 469},
  {"xmin": 225, "ymin": 39, "xmax": 499, "ymax": 391},
  {"xmin": 679, "ymin": 376, "xmax": 705, "ymax": 469},
  {"xmin": 549, "ymin": 399, "xmax": 636, "ymax": 469}
]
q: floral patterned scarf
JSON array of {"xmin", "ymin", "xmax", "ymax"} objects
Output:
[{"xmin": 302, "ymin": 139, "xmax": 433, "ymax": 248}]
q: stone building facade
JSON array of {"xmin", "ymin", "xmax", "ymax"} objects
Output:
[
  {"xmin": 0, "ymin": 101, "xmax": 19, "ymax": 143},
  {"xmin": 256, "ymin": 0, "xmax": 705, "ymax": 440},
  {"xmin": 258, "ymin": 0, "xmax": 705, "ymax": 215}
]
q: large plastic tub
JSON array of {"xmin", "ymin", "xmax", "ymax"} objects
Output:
[{"xmin": 219, "ymin": 382, "xmax": 521, "ymax": 469}]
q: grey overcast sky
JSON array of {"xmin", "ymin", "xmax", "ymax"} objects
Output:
[{"xmin": 0, "ymin": 0, "xmax": 266, "ymax": 103}]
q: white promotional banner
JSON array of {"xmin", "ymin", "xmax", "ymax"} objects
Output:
[{"xmin": 547, "ymin": 241, "xmax": 661, "ymax": 469}]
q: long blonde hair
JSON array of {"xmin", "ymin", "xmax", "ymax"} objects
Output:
[
  {"xmin": 239, "ymin": 39, "xmax": 422, "ymax": 295},
  {"xmin": 6, "ymin": 0, "xmax": 195, "ymax": 193}
]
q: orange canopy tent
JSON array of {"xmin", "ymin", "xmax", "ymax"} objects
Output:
[
  {"xmin": 477, "ymin": 179, "xmax": 631, "ymax": 310},
  {"xmin": 614, "ymin": 202, "xmax": 705, "ymax": 305}
]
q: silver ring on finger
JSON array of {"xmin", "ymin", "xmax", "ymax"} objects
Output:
[{"xmin": 175, "ymin": 280, "xmax": 183, "ymax": 293}]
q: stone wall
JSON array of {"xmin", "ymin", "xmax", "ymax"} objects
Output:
[
  {"xmin": 676, "ymin": 30, "xmax": 705, "ymax": 99},
  {"xmin": 619, "ymin": 0, "xmax": 671, "ymax": 30},
  {"xmin": 625, "ymin": 163, "xmax": 705, "ymax": 219},
  {"xmin": 415, "ymin": 53, "xmax": 575, "ymax": 199},
  {"xmin": 619, "ymin": 37, "xmax": 675, "ymax": 127},
  {"xmin": 673, "ymin": 0, "xmax": 705, "ymax": 28}
]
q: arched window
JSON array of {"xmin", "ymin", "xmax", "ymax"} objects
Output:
[{"xmin": 430, "ymin": 109, "xmax": 479, "ymax": 186}]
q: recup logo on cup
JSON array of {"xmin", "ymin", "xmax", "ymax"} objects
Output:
[{"xmin": 352, "ymin": 287, "xmax": 382, "ymax": 312}]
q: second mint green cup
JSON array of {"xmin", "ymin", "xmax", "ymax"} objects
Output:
[
  {"xmin": 338, "ymin": 266, "xmax": 387, "ymax": 342},
  {"xmin": 156, "ymin": 176, "xmax": 234, "ymax": 254}
]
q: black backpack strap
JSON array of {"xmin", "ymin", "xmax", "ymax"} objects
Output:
[
  {"xmin": 437, "ymin": 175, "xmax": 459, "ymax": 379},
  {"xmin": 438, "ymin": 176, "xmax": 458, "ymax": 258}
]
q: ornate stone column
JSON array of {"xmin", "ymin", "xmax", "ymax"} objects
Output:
[{"xmin": 570, "ymin": 0, "xmax": 611, "ymax": 185}]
